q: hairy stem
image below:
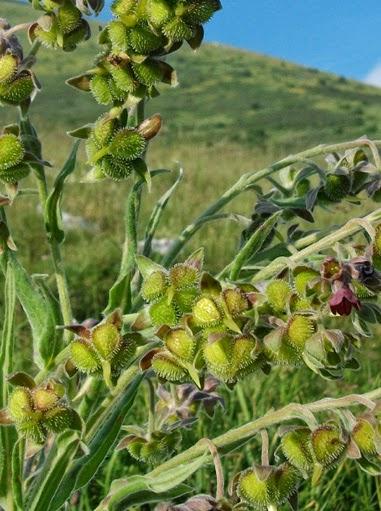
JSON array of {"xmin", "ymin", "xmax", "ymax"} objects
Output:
[
  {"xmin": 162, "ymin": 138, "xmax": 381, "ymax": 266},
  {"xmin": 105, "ymin": 101, "xmax": 146, "ymax": 314},
  {"xmin": 252, "ymin": 208, "xmax": 381, "ymax": 283}
]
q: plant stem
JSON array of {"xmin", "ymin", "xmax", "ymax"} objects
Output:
[
  {"xmin": 149, "ymin": 388, "xmax": 381, "ymax": 475},
  {"xmin": 105, "ymin": 100, "xmax": 146, "ymax": 314},
  {"xmin": 162, "ymin": 138, "xmax": 381, "ymax": 266},
  {"xmin": 19, "ymin": 110, "xmax": 73, "ymax": 341},
  {"xmin": 252, "ymin": 208, "xmax": 381, "ymax": 283}
]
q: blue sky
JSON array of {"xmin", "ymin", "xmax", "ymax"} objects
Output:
[{"xmin": 100, "ymin": 0, "xmax": 381, "ymax": 85}]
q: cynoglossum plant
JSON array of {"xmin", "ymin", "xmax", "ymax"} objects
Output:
[{"xmin": 1, "ymin": 1, "xmax": 381, "ymax": 510}]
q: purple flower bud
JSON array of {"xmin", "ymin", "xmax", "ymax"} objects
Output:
[{"xmin": 329, "ymin": 286, "xmax": 361, "ymax": 316}]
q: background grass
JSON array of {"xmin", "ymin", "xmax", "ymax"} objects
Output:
[{"xmin": 2, "ymin": 1, "xmax": 381, "ymax": 510}]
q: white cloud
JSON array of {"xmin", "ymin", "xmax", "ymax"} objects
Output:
[{"xmin": 364, "ymin": 62, "xmax": 381, "ymax": 87}]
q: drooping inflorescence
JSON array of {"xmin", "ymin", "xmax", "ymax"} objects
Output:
[{"xmin": 135, "ymin": 233, "xmax": 381, "ymax": 387}]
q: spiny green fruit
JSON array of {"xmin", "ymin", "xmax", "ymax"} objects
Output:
[
  {"xmin": 44, "ymin": 406, "xmax": 73, "ymax": 433},
  {"xmin": 232, "ymin": 336, "xmax": 256, "ymax": 372},
  {"xmin": 291, "ymin": 296, "xmax": 312, "ymax": 312},
  {"xmin": 281, "ymin": 428, "xmax": 314, "ymax": 475},
  {"xmin": 0, "ymin": 72, "xmax": 35, "ymax": 105},
  {"xmin": 129, "ymin": 26, "xmax": 164, "ymax": 53},
  {"xmin": 0, "ymin": 134, "xmax": 24, "ymax": 171},
  {"xmin": 295, "ymin": 178, "xmax": 310, "ymax": 197},
  {"xmin": 152, "ymin": 352, "xmax": 188, "ymax": 382},
  {"xmin": 162, "ymin": 16, "xmax": 194, "ymax": 41},
  {"xmin": 8, "ymin": 387, "xmax": 33, "ymax": 422},
  {"xmin": 146, "ymin": 0, "xmax": 173, "ymax": 26},
  {"xmin": 324, "ymin": 174, "xmax": 351, "ymax": 201},
  {"xmin": 223, "ymin": 288, "xmax": 249, "ymax": 317},
  {"xmin": 265, "ymin": 341, "xmax": 303, "ymax": 367},
  {"xmin": 90, "ymin": 75, "xmax": 113, "ymax": 105},
  {"xmin": 293, "ymin": 268, "xmax": 318, "ymax": 296},
  {"xmin": 266, "ymin": 280, "xmax": 291, "ymax": 312},
  {"xmin": 192, "ymin": 296, "xmax": 222, "ymax": 327},
  {"xmin": 174, "ymin": 288, "xmax": 198, "ymax": 313},
  {"xmin": 0, "ymin": 54, "xmax": 18, "ymax": 84},
  {"xmin": 237, "ymin": 466, "xmax": 272, "ymax": 510},
  {"xmin": 109, "ymin": 129, "xmax": 146, "ymax": 161},
  {"xmin": 149, "ymin": 296, "xmax": 178, "ymax": 326},
  {"xmin": 34, "ymin": 23, "xmax": 59, "ymax": 49},
  {"xmin": 109, "ymin": 65, "xmax": 136, "ymax": 92},
  {"xmin": 108, "ymin": 77, "xmax": 129, "ymax": 101},
  {"xmin": 0, "ymin": 163, "xmax": 30, "ymax": 184},
  {"xmin": 132, "ymin": 59, "xmax": 164, "ymax": 86},
  {"xmin": 70, "ymin": 340, "xmax": 101, "ymax": 373},
  {"xmin": 352, "ymin": 418, "xmax": 377, "ymax": 456},
  {"xmin": 287, "ymin": 315, "xmax": 315, "ymax": 351},
  {"xmin": 203, "ymin": 335, "xmax": 234, "ymax": 381},
  {"xmin": 57, "ymin": 1, "xmax": 82, "ymax": 34},
  {"xmin": 165, "ymin": 327, "xmax": 196, "ymax": 361},
  {"xmin": 32, "ymin": 388, "xmax": 60, "ymax": 411},
  {"xmin": 17, "ymin": 419, "xmax": 46, "ymax": 444},
  {"xmin": 63, "ymin": 21, "xmax": 89, "ymax": 51},
  {"xmin": 108, "ymin": 20, "xmax": 129, "ymax": 51},
  {"xmin": 101, "ymin": 156, "xmax": 133, "ymax": 180},
  {"xmin": 126, "ymin": 436, "xmax": 146, "ymax": 461},
  {"xmin": 142, "ymin": 270, "xmax": 168, "ymax": 301},
  {"xmin": 184, "ymin": 0, "xmax": 220, "ymax": 24},
  {"xmin": 170, "ymin": 263, "xmax": 199, "ymax": 290},
  {"xmin": 311, "ymin": 425, "xmax": 347, "ymax": 468},
  {"xmin": 111, "ymin": 338, "xmax": 137, "ymax": 371},
  {"xmin": 111, "ymin": 0, "xmax": 137, "ymax": 16},
  {"xmin": 272, "ymin": 463, "xmax": 300, "ymax": 504},
  {"xmin": 92, "ymin": 323, "xmax": 121, "ymax": 360},
  {"xmin": 93, "ymin": 116, "xmax": 117, "ymax": 148}
]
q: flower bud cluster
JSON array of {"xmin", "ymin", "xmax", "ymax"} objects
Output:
[
  {"xmin": 29, "ymin": 0, "xmax": 91, "ymax": 52},
  {"xmin": 68, "ymin": 312, "xmax": 137, "ymax": 382},
  {"xmin": 0, "ymin": 20, "xmax": 38, "ymax": 106},
  {"xmin": 8, "ymin": 379, "xmax": 78, "ymax": 443}
]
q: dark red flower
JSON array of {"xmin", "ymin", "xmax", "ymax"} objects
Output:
[{"xmin": 329, "ymin": 286, "xmax": 361, "ymax": 316}]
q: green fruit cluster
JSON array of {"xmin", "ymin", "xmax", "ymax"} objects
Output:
[
  {"xmin": 0, "ymin": 36, "xmax": 37, "ymax": 106},
  {"xmin": 123, "ymin": 430, "xmax": 180, "ymax": 464},
  {"xmin": 69, "ymin": 314, "xmax": 137, "ymax": 380},
  {"xmin": 237, "ymin": 463, "xmax": 300, "ymax": 511},
  {"xmin": 0, "ymin": 132, "xmax": 30, "ymax": 184},
  {"xmin": 84, "ymin": 113, "xmax": 160, "ymax": 180},
  {"xmin": 139, "ymin": 251, "xmax": 380, "ymax": 386},
  {"xmin": 29, "ymin": 0, "xmax": 91, "ymax": 52},
  {"xmin": 8, "ymin": 380, "xmax": 77, "ymax": 443},
  {"xmin": 68, "ymin": 0, "xmax": 220, "ymax": 108}
]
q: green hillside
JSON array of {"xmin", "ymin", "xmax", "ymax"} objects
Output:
[{"xmin": 2, "ymin": 0, "xmax": 381, "ymax": 153}]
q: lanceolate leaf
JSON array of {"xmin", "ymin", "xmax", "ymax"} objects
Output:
[
  {"xmin": 1, "ymin": 251, "xmax": 57, "ymax": 369},
  {"xmin": 229, "ymin": 211, "xmax": 282, "ymax": 280},
  {"xmin": 96, "ymin": 453, "xmax": 207, "ymax": 510},
  {"xmin": 143, "ymin": 168, "xmax": 183, "ymax": 257},
  {"xmin": 44, "ymin": 141, "xmax": 80, "ymax": 244},
  {"xmin": 25, "ymin": 431, "xmax": 82, "ymax": 511},
  {"xmin": 49, "ymin": 374, "xmax": 144, "ymax": 510}
]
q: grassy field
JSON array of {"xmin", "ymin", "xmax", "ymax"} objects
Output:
[{"xmin": 2, "ymin": 1, "xmax": 381, "ymax": 510}]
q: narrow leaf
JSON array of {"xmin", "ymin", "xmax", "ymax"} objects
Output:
[
  {"xmin": 44, "ymin": 141, "xmax": 80, "ymax": 244},
  {"xmin": 229, "ymin": 211, "xmax": 282, "ymax": 280}
]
